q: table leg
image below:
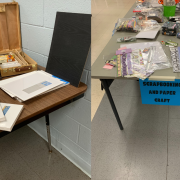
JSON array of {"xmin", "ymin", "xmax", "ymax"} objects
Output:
[
  {"xmin": 45, "ymin": 114, "xmax": 52, "ymax": 153},
  {"xmin": 100, "ymin": 79, "xmax": 124, "ymax": 130}
]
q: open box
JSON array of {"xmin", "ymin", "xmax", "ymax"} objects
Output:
[{"xmin": 0, "ymin": 2, "xmax": 37, "ymax": 78}]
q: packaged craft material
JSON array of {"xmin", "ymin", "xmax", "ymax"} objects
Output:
[
  {"xmin": 162, "ymin": 21, "xmax": 178, "ymax": 36},
  {"xmin": 165, "ymin": 40, "xmax": 178, "ymax": 47},
  {"xmin": 170, "ymin": 47, "xmax": 180, "ymax": 72},
  {"xmin": 117, "ymin": 36, "xmax": 136, "ymax": 43},
  {"xmin": 0, "ymin": 61, "xmax": 21, "ymax": 69},
  {"xmin": 134, "ymin": 19, "xmax": 161, "ymax": 31},
  {"xmin": 119, "ymin": 42, "xmax": 172, "ymax": 79},
  {"xmin": 113, "ymin": 18, "xmax": 138, "ymax": 35},
  {"xmin": 147, "ymin": 9, "xmax": 164, "ymax": 23},
  {"xmin": 0, "ymin": 55, "xmax": 15, "ymax": 63}
]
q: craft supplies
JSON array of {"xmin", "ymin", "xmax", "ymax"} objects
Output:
[
  {"xmin": 177, "ymin": 32, "xmax": 180, "ymax": 38},
  {"xmin": 146, "ymin": 8, "xmax": 164, "ymax": 23},
  {"xmin": 116, "ymin": 48, "xmax": 133, "ymax": 76},
  {"xmin": 165, "ymin": 40, "xmax": 178, "ymax": 47},
  {"xmin": 170, "ymin": 47, "xmax": 180, "ymax": 72},
  {"xmin": 0, "ymin": 55, "xmax": 15, "ymax": 64},
  {"xmin": 134, "ymin": 19, "xmax": 160, "ymax": 31},
  {"xmin": 117, "ymin": 36, "xmax": 136, "ymax": 43},
  {"xmin": 169, "ymin": 16, "xmax": 180, "ymax": 22},
  {"xmin": 119, "ymin": 42, "xmax": 172, "ymax": 79},
  {"xmin": 113, "ymin": 18, "xmax": 138, "ymax": 35},
  {"xmin": 162, "ymin": 21, "xmax": 177, "ymax": 36},
  {"xmin": 103, "ymin": 65, "xmax": 113, "ymax": 70},
  {"xmin": 164, "ymin": 0, "xmax": 175, "ymax": 6},
  {"xmin": 145, "ymin": 46, "xmax": 156, "ymax": 72},
  {"xmin": 0, "ymin": 61, "xmax": 21, "ymax": 69}
]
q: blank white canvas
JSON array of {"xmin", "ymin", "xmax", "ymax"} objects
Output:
[
  {"xmin": 0, "ymin": 106, "xmax": 5, "ymax": 122},
  {"xmin": 0, "ymin": 103, "xmax": 23, "ymax": 132},
  {"xmin": 136, "ymin": 27, "xmax": 161, "ymax": 39},
  {"xmin": 1, "ymin": 71, "xmax": 64, "ymax": 101}
]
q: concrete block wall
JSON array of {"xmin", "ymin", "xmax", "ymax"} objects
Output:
[{"xmin": 0, "ymin": 0, "xmax": 91, "ymax": 177}]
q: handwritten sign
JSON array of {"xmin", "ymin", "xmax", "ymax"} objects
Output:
[{"xmin": 139, "ymin": 79, "xmax": 180, "ymax": 106}]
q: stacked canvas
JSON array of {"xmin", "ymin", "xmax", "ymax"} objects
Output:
[
  {"xmin": 0, "ymin": 70, "xmax": 69, "ymax": 132},
  {"xmin": 0, "ymin": 106, "xmax": 5, "ymax": 122},
  {"xmin": 0, "ymin": 103, "xmax": 23, "ymax": 132}
]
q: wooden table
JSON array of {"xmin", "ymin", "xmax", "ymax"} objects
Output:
[{"xmin": 0, "ymin": 66, "xmax": 87, "ymax": 152}]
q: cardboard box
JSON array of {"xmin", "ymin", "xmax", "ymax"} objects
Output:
[{"xmin": 0, "ymin": 2, "xmax": 37, "ymax": 78}]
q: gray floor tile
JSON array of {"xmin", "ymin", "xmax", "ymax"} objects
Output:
[
  {"xmin": 110, "ymin": 79, "xmax": 141, "ymax": 97},
  {"xmin": 92, "ymin": 112, "xmax": 137, "ymax": 144},
  {"xmin": 167, "ymin": 145, "xmax": 180, "ymax": 180},
  {"xmin": 92, "ymin": 142, "xmax": 134, "ymax": 180},
  {"xmin": 0, "ymin": 151, "xmax": 41, "ymax": 180},
  {"xmin": 128, "ymin": 144, "xmax": 167, "ymax": 180},
  {"xmin": 168, "ymin": 119, "xmax": 180, "ymax": 147},
  {"xmin": 96, "ymin": 95, "xmax": 142, "ymax": 120},
  {"xmin": 0, "ymin": 126, "xmax": 90, "ymax": 180},
  {"xmin": 169, "ymin": 106, "xmax": 180, "ymax": 119},
  {"xmin": 139, "ymin": 103, "xmax": 169, "ymax": 119},
  {"xmin": 92, "ymin": 102, "xmax": 168, "ymax": 146}
]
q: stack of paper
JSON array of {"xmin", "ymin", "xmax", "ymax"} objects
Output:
[
  {"xmin": 136, "ymin": 27, "xmax": 161, "ymax": 39},
  {"xmin": 0, "ymin": 103, "xmax": 23, "ymax": 132},
  {"xmin": 0, "ymin": 71, "xmax": 69, "ymax": 102},
  {"xmin": 0, "ymin": 106, "xmax": 5, "ymax": 122}
]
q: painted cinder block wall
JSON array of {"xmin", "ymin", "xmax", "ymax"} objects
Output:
[{"xmin": 0, "ymin": 0, "xmax": 91, "ymax": 176}]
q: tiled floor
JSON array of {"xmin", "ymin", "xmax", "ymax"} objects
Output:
[
  {"xmin": 92, "ymin": 79, "xmax": 180, "ymax": 180},
  {"xmin": 0, "ymin": 126, "xmax": 90, "ymax": 180},
  {"xmin": 91, "ymin": 0, "xmax": 137, "ymax": 119}
]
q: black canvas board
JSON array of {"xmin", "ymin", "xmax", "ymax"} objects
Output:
[{"xmin": 46, "ymin": 12, "xmax": 91, "ymax": 87}]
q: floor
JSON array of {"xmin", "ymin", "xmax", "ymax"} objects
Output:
[
  {"xmin": 0, "ymin": 126, "xmax": 90, "ymax": 180},
  {"xmin": 92, "ymin": 79, "xmax": 180, "ymax": 180},
  {"xmin": 91, "ymin": 0, "xmax": 137, "ymax": 119}
]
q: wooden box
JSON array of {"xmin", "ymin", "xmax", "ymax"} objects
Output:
[{"xmin": 0, "ymin": 2, "xmax": 37, "ymax": 78}]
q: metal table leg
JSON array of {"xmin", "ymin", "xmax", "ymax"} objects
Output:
[
  {"xmin": 45, "ymin": 114, "xmax": 52, "ymax": 153},
  {"xmin": 100, "ymin": 79, "xmax": 124, "ymax": 130}
]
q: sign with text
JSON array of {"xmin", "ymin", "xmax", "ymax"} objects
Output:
[{"xmin": 139, "ymin": 79, "xmax": 180, "ymax": 106}]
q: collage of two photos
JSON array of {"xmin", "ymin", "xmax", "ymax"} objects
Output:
[{"xmin": 1, "ymin": 0, "xmax": 180, "ymax": 179}]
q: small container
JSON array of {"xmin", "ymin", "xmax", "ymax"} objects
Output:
[{"xmin": 163, "ymin": 5, "xmax": 176, "ymax": 17}]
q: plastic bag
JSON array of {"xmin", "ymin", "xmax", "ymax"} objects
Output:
[
  {"xmin": 113, "ymin": 18, "xmax": 138, "ymax": 33},
  {"xmin": 162, "ymin": 21, "xmax": 179, "ymax": 36},
  {"xmin": 147, "ymin": 8, "xmax": 164, "ymax": 23},
  {"xmin": 120, "ymin": 42, "xmax": 172, "ymax": 80},
  {"xmin": 117, "ymin": 36, "xmax": 136, "ymax": 43},
  {"xmin": 134, "ymin": 19, "xmax": 161, "ymax": 31}
]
